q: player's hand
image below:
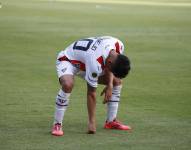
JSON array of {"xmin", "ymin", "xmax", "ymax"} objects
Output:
[
  {"xmin": 101, "ymin": 85, "xmax": 113, "ymax": 104},
  {"xmin": 87, "ymin": 122, "xmax": 96, "ymax": 134}
]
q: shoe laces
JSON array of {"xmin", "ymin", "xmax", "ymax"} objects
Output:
[
  {"xmin": 113, "ymin": 119, "xmax": 122, "ymax": 124},
  {"xmin": 54, "ymin": 123, "xmax": 62, "ymax": 130}
]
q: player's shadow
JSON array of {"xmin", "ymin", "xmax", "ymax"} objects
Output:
[{"xmin": 63, "ymin": 121, "xmax": 88, "ymax": 135}]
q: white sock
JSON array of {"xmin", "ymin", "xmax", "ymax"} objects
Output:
[
  {"xmin": 53, "ymin": 89, "xmax": 70, "ymax": 125},
  {"xmin": 107, "ymin": 85, "xmax": 122, "ymax": 122}
]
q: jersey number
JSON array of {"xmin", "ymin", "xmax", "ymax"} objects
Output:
[{"xmin": 73, "ymin": 39, "xmax": 93, "ymax": 51}]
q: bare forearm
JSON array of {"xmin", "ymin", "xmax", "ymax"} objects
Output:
[
  {"xmin": 87, "ymin": 93, "xmax": 96, "ymax": 124},
  {"xmin": 105, "ymin": 68, "xmax": 114, "ymax": 87},
  {"xmin": 101, "ymin": 69, "xmax": 114, "ymax": 104},
  {"xmin": 87, "ymin": 84, "xmax": 97, "ymax": 132}
]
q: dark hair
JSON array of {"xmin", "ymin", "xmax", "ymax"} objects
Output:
[{"xmin": 111, "ymin": 54, "xmax": 131, "ymax": 78}]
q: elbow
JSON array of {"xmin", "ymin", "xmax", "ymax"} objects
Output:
[{"xmin": 87, "ymin": 91, "xmax": 96, "ymax": 100}]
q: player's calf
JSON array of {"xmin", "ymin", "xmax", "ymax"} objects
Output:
[
  {"xmin": 52, "ymin": 89, "xmax": 70, "ymax": 136},
  {"xmin": 106, "ymin": 85, "xmax": 122, "ymax": 122}
]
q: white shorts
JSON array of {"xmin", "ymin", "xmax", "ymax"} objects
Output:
[{"xmin": 56, "ymin": 60, "xmax": 86, "ymax": 79}]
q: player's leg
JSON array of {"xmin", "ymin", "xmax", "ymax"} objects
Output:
[
  {"xmin": 107, "ymin": 77, "xmax": 122, "ymax": 122},
  {"xmin": 98, "ymin": 75, "xmax": 131, "ymax": 130},
  {"xmin": 98, "ymin": 76, "xmax": 122, "ymax": 121},
  {"xmin": 53, "ymin": 75, "xmax": 74, "ymax": 125},
  {"xmin": 52, "ymin": 61, "xmax": 76, "ymax": 136}
]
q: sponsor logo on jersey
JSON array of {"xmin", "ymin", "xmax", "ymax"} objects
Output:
[{"xmin": 92, "ymin": 72, "xmax": 98, "ymax": 78}]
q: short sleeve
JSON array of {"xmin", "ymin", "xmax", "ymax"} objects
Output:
[
  {"xmin": 103, "ymin": 39, "xmax": 124, "ymax": 57},
  {"xmin": 85, "ymin": 51, "xmax": 102, "ymax": 88}
]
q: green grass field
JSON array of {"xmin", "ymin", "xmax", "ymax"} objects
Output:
[{"xmin": 0, "ymin": 0, "xmax": 191, "ymax": 149}]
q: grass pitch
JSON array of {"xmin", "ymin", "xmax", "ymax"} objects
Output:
[{"xmin": 0, "ymin": 0, "xmax": 191, "ymax": 150}]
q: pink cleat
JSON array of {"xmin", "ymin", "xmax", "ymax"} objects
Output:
[
  {"xmin": 51, "ymin": 123, "xmax": 64, "ymax": 136},
  {"xmin": 104, "ymin": 119, "xmax": 132, "ymax": 130}
]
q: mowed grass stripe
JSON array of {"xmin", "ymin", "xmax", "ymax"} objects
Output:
[{"xmin": 46, "ymin": 0, "xmax": 191, "ymax": 7}]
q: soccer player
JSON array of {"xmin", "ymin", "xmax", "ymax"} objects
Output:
[{"xmin": 51, "ymin": 36, "xmax": 131, "ymax": 136}]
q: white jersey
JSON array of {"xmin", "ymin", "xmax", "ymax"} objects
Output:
[{"xmin": 57, "ymin": 36, "xmax": 124, "ymax": 87}]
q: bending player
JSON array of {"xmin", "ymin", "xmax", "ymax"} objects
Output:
[{"xmin": 51, "ymin": 36, "xmax": 131, "ymax": 136}]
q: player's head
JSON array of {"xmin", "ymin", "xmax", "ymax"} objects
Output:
[
  {"xmin": 106, "ymin": 50, "xmax": 131, "ymax": 78},
  {"xmin": 111, "ymin": 54, "xmax": 130, "ymax": 78}
]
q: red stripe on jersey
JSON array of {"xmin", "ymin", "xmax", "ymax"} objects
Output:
[
  {"xmin": 97, "ymin": 56, "xmax": 105, "ymax": 70},
  {"xmin": 70, "ymin": 60, "xmax": 86, "ymax": 71},
  {"xmin": 58, "ymin": 56, "xmax": 86, "ymax": 71},
  {"xmin": 58, "ymin": 56, "xmax": 69, "ymax": 61},
  {"xmin": 115, "ymin": 42, "xmax": 120, "ymax": 54}
]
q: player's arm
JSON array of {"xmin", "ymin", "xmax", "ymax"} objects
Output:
[
  {"xmin": 87, "ymin": 83, "xmax": 96, "ymax": 133},
  {"xmin": 101, "ymin": 67, "xmax": 114, "ymax": 104},
  {"xmin": 85, "ymin": 52, "xmax": 101, "ymax": 133}
]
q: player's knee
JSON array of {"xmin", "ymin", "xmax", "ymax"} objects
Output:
[
  {"xmin": 59, "ymin": 76, "xmax": 74, "ymax": 93},
  {"xmin": 113, "ymin": 77, "xmax": 122, "ymax": 86},
  {"xmin": 62, "ymin": 81, "xmax": 73, "ymax": 93}
]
